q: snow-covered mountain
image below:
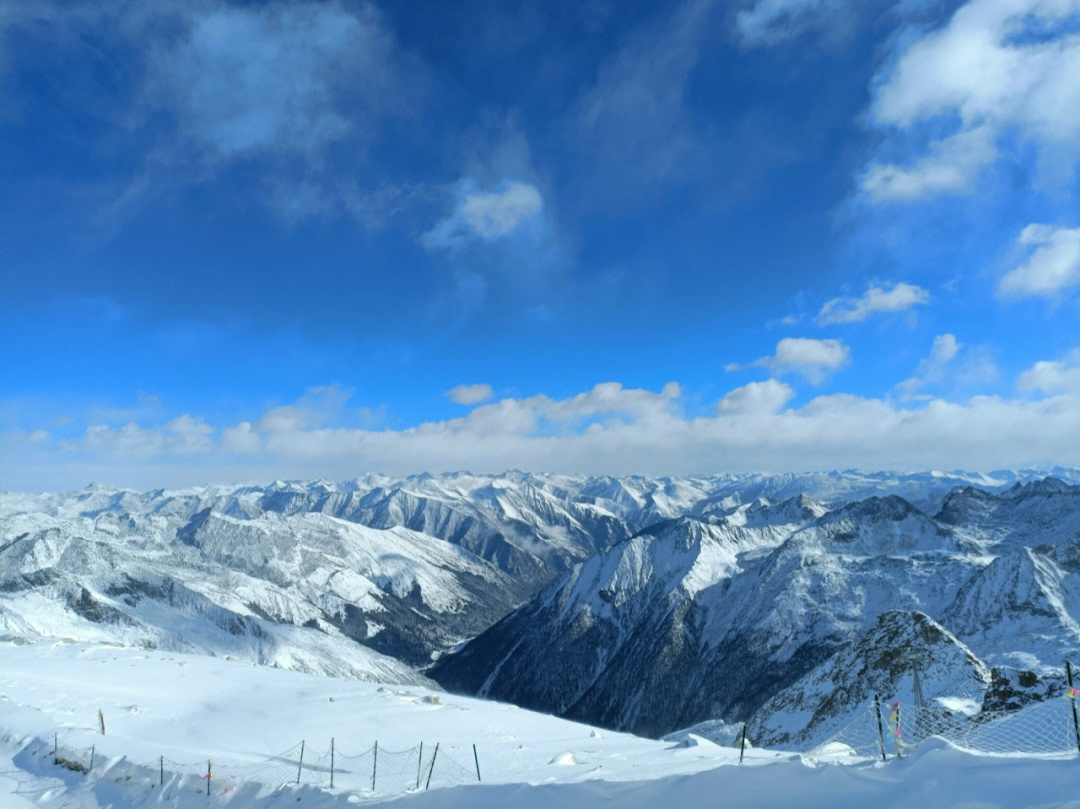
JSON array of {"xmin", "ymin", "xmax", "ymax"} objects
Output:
[
  {"xmin": 0, "ymin": 497, "xmax": 524, "ymax": 680},
  {"xmin": 432, "ymin": 479, "xmax": 1080, "ymax": 743},
  {"xmin": 4, "ymin": 470, "xmax": 1080, "ymax": 747}
]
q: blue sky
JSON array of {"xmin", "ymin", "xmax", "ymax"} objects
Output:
[{"xmin": 2, "ymin": 0, "xmax": 1080, "ymax": 489}]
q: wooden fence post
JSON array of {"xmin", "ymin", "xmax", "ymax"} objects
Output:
[
  {"xmin": 296, "ymin": 740, "xmax": 304, "ymax": 784},
  {"xmin": 416, "ymin": 742, "xmax": 423, "ymax": 790}
]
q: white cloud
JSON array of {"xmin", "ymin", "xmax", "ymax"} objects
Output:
[
  {"xmin": 12, "ymin": 380, "xmax": 1080, "ymax": 489},
  {"xmin": 727, "ymin": 338, "xmax": 851, "ymax": 383},
  {"xmin": 998, "ymin": 224, "xmax": 1080, "ymax": 300},
  {"xmin": 422, "ymin": 181, "xmax": 543, "ymax": 251},
  {"xmin": 717, "ymin": 379, "xmax": 796, "ymax": 414},
  {"xmin": 816, "ymin": 282, "xmax": 930, "ymax": 324},
  {"xmin": 1018, "ymin": 349, "xmax": 1080, "ymax": 394},
  {"xmin": 864, "ymin": 0, "xmax": 1080, "ymax": 203},
  {"xmin": 542, "ymin": 382, "xmax": 682, "ymax": 423},
  {"xmin": 446, "ymin": 384, "xmax": 494, "ymax": 405},
  {"xmin": 258, "ymin": 406, "xmax": 307, "ymax": 434}
]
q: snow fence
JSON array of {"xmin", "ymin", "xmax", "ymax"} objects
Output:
[
  {"xmin": 43, "ymin": 727, "xmax": 481, "ymax": 801},
  {"xmin": 816, "ymin": 694, "xmax": 1080, "ymax": 761}
]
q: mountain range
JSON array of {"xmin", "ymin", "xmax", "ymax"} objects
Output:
[{"xmin": 3, "ymin": 469, "xmax": 1079, "ymax": 748}]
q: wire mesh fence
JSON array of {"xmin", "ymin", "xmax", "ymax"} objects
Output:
[
  {"xmin": 816, "ymin": 693, "xmax": 1080, "ymax": 761},
  {"xmin": 35, "ymin": 728, "xmax": 481, "ymax": 802},
  {"xmin": 425, "ymin": 745, "xmax": 479, "ymax": 790}
]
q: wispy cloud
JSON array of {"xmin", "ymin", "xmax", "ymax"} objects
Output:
[
  {"xmin": 423, "ymin": 181, "xmax": 543, "ymax": 251},
  {"xmin": 898, "ymin": 333, "xmax": 961, "ymax": 399},
  {"xmin": 898, "ymin": 333, "xmax": 998, "ymax": 400},
  {"xmin": 816, "ymin": 282, "xmax": 930, "ymax": 325},
  {"xmin": 860, "ymin": 125, "xmax": 997, "ymax": 203},
  {"xmin": 147, "ymin": 4, "xmax": 386, "ymax": 160},
  {"xmin": 564, "ymin": 0, "xmax": 715, "ymax": 204},
  {"xmin": 736, "ymin": 0, "xmax": 857, "ymax": 45},
  {"xmin": 6, "ymin": 1, "xmax": 426, "ymax": 228},
  {"xmin": 726, "ymin": 338, "xmax": 851, "ymax": 383}
]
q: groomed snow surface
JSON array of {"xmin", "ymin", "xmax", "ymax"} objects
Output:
[{"xmin": 1, "ymin": 641, "xmax": 1079, "ymax": 808}]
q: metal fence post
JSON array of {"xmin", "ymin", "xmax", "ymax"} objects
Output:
[
  {"xmin": 1067, "ymin": 661, "xmax": 1080, "ymax": 757},
  {"xmin": 874, "ymin": 694, "xmax": 887, "ymax": 762},
  {"xmin": 425, "ymin": 743, "xmax": 439, "ymax": 790}
]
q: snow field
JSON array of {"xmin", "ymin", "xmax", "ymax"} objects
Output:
[
  {"xmin": 2, "ymin": 640, "xmax": 1080, "ymax": 807},
  {"xmin": 0, "ymin": 640, "xmax": 785, "ymax": 803}
]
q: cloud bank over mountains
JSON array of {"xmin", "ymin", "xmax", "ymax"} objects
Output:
[{"xmin": 6, "ymin": 356, "xmax": 1080, "ymax": 490}]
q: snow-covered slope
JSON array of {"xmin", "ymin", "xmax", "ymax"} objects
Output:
[{"xmin": 1, "ymin": 640, "xmax": 1078, "ymax": 809}]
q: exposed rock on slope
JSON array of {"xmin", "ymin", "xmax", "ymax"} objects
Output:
[{"xmin": 747, "ymin": 611, "xmax": 990, "ymax": 748}]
